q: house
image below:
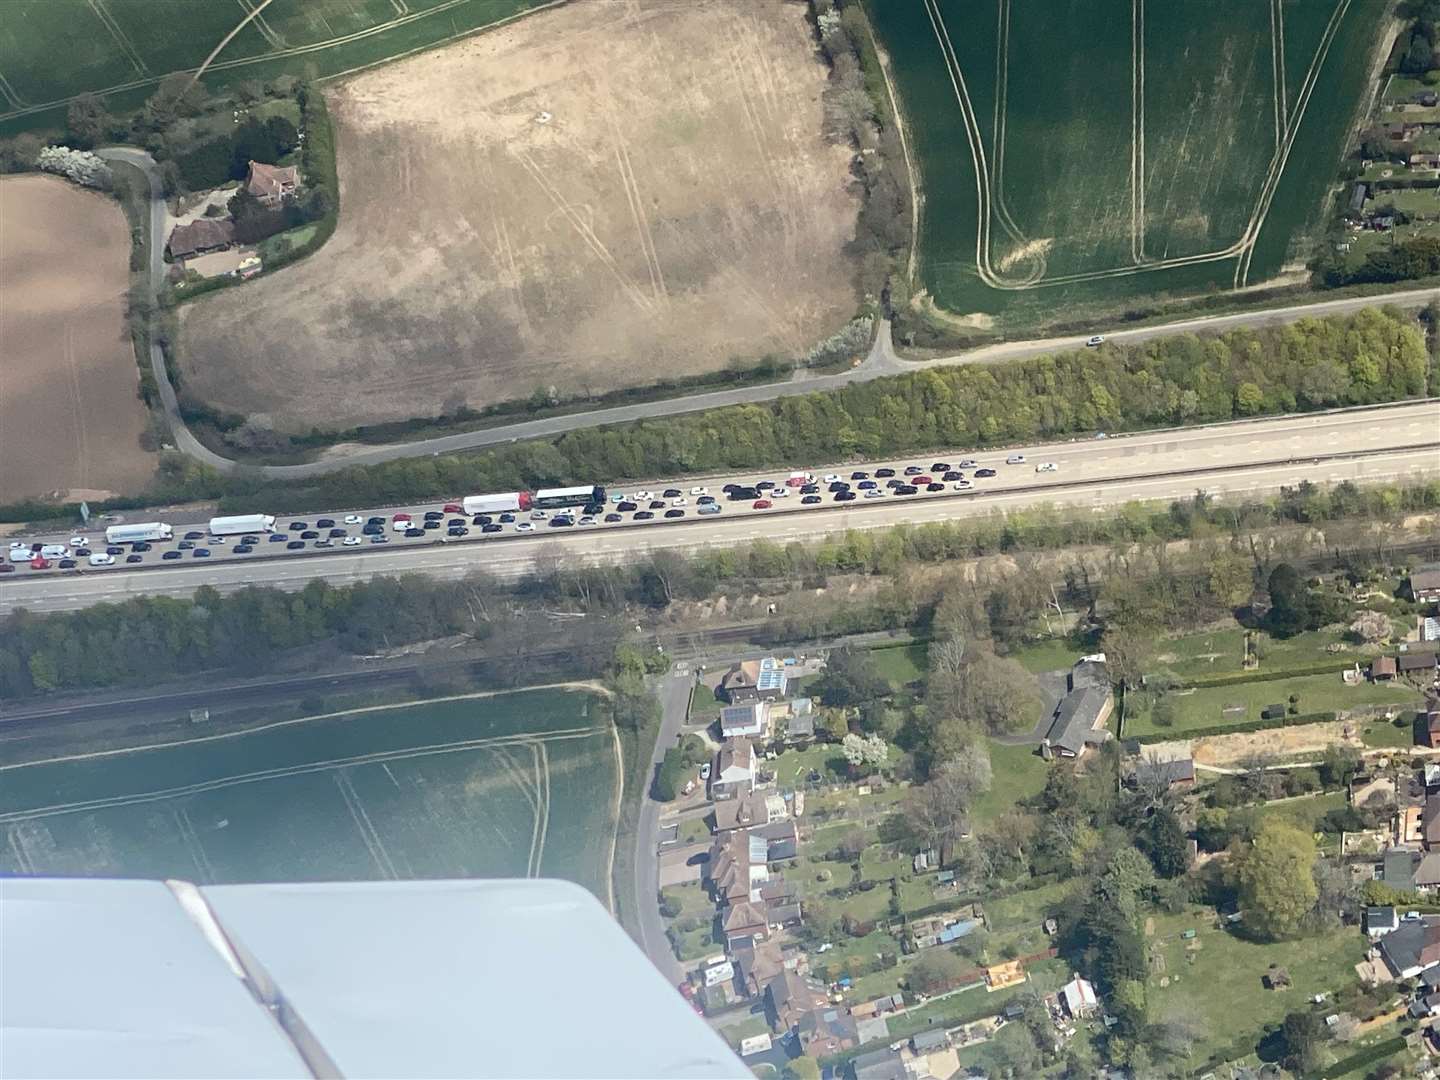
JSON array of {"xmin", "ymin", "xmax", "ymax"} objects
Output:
[
  {"xmin": 706, "ymin": 830, "xmax": 767, "ymax": 902},
  {"xmin": 1043, "ymin": 655, "xmax": 1114, "ymax": 758},
  {"xmin": 244, "ymin": 160, "xmax": 298, "ymax": 207},
  {"xmin": 1411, "ymin": 152, "xmax": 1440, "ymax": 170},
  {"xmin": 721, "ymin": 702, "xmax": 768, "ymax": 740},
  {"xmin": 1061, "ymin": 975, "xmax": 1099, "ymax": 1019},
  {"xmin": 720, "ymin": 658, "xmax": 788, "ymax": 704},
  {"xmin": 1133, "ymin": 754, "xmax": 1196, "ymax": 792},
  {"xmin": 1372, "ymin": 656, "xmax": 1398, "ymax": 682},
  {"xmin": 723, "ymin": 900, "xmax": 769, "ymax": 946},
  {"xmin": 714, "ymin": 792, "xmax": 781, "ymax": 834},
  {"xmin": 731, "ymin": 935, "xmax": 785, "ymax": 997},
  {"xmin": 1418, "ymin": 853, "xmax": 1440, "ymax": 893},
  {"xmin": 785, "ymin": 698, "xmax": 815, "ymax": 743},
  {"xmin": 767, "ymin": 902, "xmax": 803, "ymax": 930},
  {"xmin": 756, "ymin": 819, "xmax": 800, "ymax": 862},
  {"xmin": 758, "ymin": 878, "xmax": 798, "ymax": 905},
  {"xmin": 1367, "ymin": 906, "xmax": 1399, "ymax": 939},
  {"xmin": 1421, "ymin": 617, "xmax": 1440, "ymax": 643},
  {"xmin": 1427, "ymin": 706, "xmax": 1440, "ymax": 749},
  {"xmin": 1400, "ymin": 651, "xmax": 1439, "ymax": 677},
  {"xmin": 1347, "ymin": 182, "xmax": 1368, "ymax": 218},
  {"xmin": 1384, "ymin": 847, "xmax": 1420, "ymax": 891},
  {"xmin": 1426, "ymin": 763, "xmax": 1440, "ymax": 792},
  {"xmin": 1409, "ymin": 991, "xmax": 1440, "ymax": 1019},
  {"xmin": 911, "ymin": 1029, "xmax": 950, "ymax": 1054},
  {"xmin": 166, "ymin": 218, "xmax": 235, "ymax": 260},
  {"xmin": 1412, "ymin": 564, "xmax": 1440, "ymax": 604},
  {"xmin": 1425, "ymin": 796, "xmax": 1440, "ymax": 850},
  {"xmin": 765, "ymin": 971, "xmax": 825, "ymax": 1032},
  {"xmin": 796, "ymin": 1005, "xmax": 859, "ymax": 1058},
  {"xmin": 1379, "ymin": 916, "xmax": 1440, "ymax": 979},
  {"xmin": 852, "ymin": 1015, "xmax": 891, "ymax": 1048},
  {"xmin": 711, "ymin": 739, "xmax": 755, "ymax": 801},
  {"xmin": 850, "ymin": 1047, "xmax": 906, "ymax": 1080}
]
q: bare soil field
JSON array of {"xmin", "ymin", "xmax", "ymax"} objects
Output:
[
  {"xmin": 0, "ymin": 175, "xmax": 154, "ymax": 500},
  {"xmin": 180, "ymin": 0, "xmax": 859, "ymax": 432}
]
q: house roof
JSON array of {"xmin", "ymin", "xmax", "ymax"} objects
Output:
[
  {"xmin": 716, "ymin": 740, "xmax": 755, "ymax": 779},
  {"xmin": 758, "ymin": 878, "xmax": 795, "ymax": 903},
  {"xmin": 796, "ymin": 1005, "xmax": 857, "ymax": 1046},
  {"xmin": 1400, "ymin": 651, "xmax": 1439, "ymax": 672},
  {"xmin": 732, "ymin": 936, "xmax": 784, "ymax": 989},
  {"xmin": 786, "ymin": 703, "xmax": 815, "ymax": 738},
  {"xmin": 1384, "ymin": 847, "xmax": 1419, "ymax": 890},
  {"xmin": 723, "ymin": 901, "xmax": 767, "ymax": 933},
  {"xmin": 1417, "ymin": 853, "xmax": 1440, "ymax": 888},
  {"xmin": 1381, "ymin": 917, "xmax": 1440, "ymax": 975},
  {"xmin": 1047, "ymin": 683, "xmax": 1113, "ymax": 754},
  {"xmin": 1374, "ymin": 657, "xmax": 1399, "ymax": 677},
  {"xmin": 766, "ymin": 971, "xmax": 820, "ymax": 1014},
  {"xmin": 245, "ymin": 160, "xmax": 297, "ymax": 201},
  {"xmin": 1135, "ymin": 756, "xmax": 1195, "ymax": 787},
  {"xmin": 714, "ymin": 794, "xmax": 766, "ymax": 833},
  {"xmin": 167, "ymin": 218, "xmax": 234, "ymax": 259},
  {"xmin": 1062, "ymin": 976, "xmax": 1098, "ymax": 1015},
  {"xmin": 721, "ymin": 703, "xmax": 765, "ymax": 736},
  {"xmin": 1413, "ymin": 565, "xmax": 1440, "ymax": 591},
  {"xmin": 850, "ymin": 1047, "xmax": 906, "ymax": 1080},
  {"xmin": 911, "ymin": 1029, "xmax": 949, "ymax": 1052},
  {"xmin": 1369, "ymin": 906, "xmax": 1398, "ymax": 924},
  {"xmin": 852, "ymin": 1015, "xmax": 890, "ymax": 1048},
  {"xmin": 766, "ymin": 902, "xmax": 802, "ymax": 926},
  {"xmin": 1424, "ymin": 797, "xmax": 1440, "ymax": 844},
  {"xmin": 756, "ymin": 657, "xmax": 787, "ymax": 693}
]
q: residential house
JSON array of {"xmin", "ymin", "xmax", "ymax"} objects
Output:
[
  {"xmin": 758, "ymin": 878, "xmax": 798, "ymax": 906},
  {"xmin": 850, "ymin": 1047, "xmax": 906, "ymax": 1080},
  {"xmin": 166, "ymin": 218, "xmax": 235, "ymax": 260},
  {"xmin": 1372, "ymin": 656, "xmax": 1398, "ymax": 682},
  {"xmin": 720, "ymin": 702, "xmax": 768, "ymax": 740},
  {"xmin": 852, "ymin": 1015, "xmax": 891, "ymax": 1048},
  {"xmin": 1133, "ymin": 754, "xmax": 1196, "ymax": 792},
  {"xmin": 766, "ymin": 901, "xmax": 803, "ymax": 930},
  {"xmin": 756, "ymin": 818, "xmax": 800, "ymax": 862},
  {"xmin": 1384, "ymin": 847, "xmax": 1420, "ymax": 892},
  {"xmin": 1061, "ymin": 975, "xmax": 1099, "ymax": 1019},
  {"xmin": 1367, "ymin": 907, "xmax": 1400, "ymax": 938},
  {"xmin": 1427, "ymin": 706, "xmax": 1440, "ymax": 749},
  {"xmin": 796, "ymin": 1005, "xmax": 859, "ymax": 1058},
  {"xmin": 711, "ymin": 739, "xmax": 755, "ymax": 801},
  {"xmin": 714, "ymin": 792, "xmax": 788, "ymax": 835},
  {"xmin": 911, "ymin": 1029, "xmax": 950, "ymax": 1054},
  {"xmin": 1426, "ymin": 762, "xmax": 1440, "ymax": 791},
  {"xmin": 1412, "ymin": 564, "xmax": 1440, "ymax": 604},
  {"xmin": 1043, "ymin": 656, "xmax": 1114, "ymax": 758},
  {"xmin": 706, "ymin": 831, "xmax": 768, "ymax": 903},
  {"xmin": 1418, "ymin": 852, "xmax": 1440, "ymax": 895},
  {"xmin": 1346, "ymin": 182, "xmax": 1368, "ymax": 218},
  {"xmin": 1379, "ymin": 916, "xmax": 1440, "ymax": 979},
  {"xmin": 245, "ymin": 160, "xmax": 298, "ymax": 207},
  {"xmin": 1424, "ymin": 796, "xmax": 1440, "ymax": 850},
  {"xmin": 723, "ymin": 900, "xmax": 769, "ymax": 947},
  {"xmin": 765, "ymin": 971, "xmax": 826, "ymax": 1032},
  {"xmin": 1421, "ymin": 617, "xmax": 1440, "ymax": 643},
  {"xmin": 1409, "ymin": 991, "xmax": 1440, "ymax": 1020},
  {"xmin": 732, "ymin": 936, "xmax": 785, "ymax": 997},
  {"xmin": 720, "ymin": 657, "xmax": 788, "ymax": 705},
  {"xmin": 784, "ymin": 698, "xmax": 815, "ymax": 743},
  {"xmin": 1400, "ymin": 651, "xmax": 1439, "ymax": 678}
]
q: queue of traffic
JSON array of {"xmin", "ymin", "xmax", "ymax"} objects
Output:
[{"xmin": 4, "ymin": 456, "xmax": 1056, "ymax": 576}]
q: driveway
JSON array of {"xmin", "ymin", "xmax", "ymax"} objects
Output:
[{"xmin": 992, "ymin": 668, "xmax": 1068, "ymax": 746}]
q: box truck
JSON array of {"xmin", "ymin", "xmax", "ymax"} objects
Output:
[{"xmin": 208, "ymin": 514, "xmax": 276, "ymax": 536}]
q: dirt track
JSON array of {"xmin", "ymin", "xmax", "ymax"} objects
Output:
[
  {"xmin": 180, "ymin": 0, "xmax": 859, "ymax": 432},
  {"xmin": 0, "ymin": 175, "xmax": 154, "ymax": 499}
]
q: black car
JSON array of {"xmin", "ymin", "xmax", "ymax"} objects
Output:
[
  {"xmin": 314, "ymin": 540, "xmax": 333, "ymax": 548},
  {"xmin": 618, "ymin": 501, "xmax": 637, "ymax": 512},
  {"xmin": 447, "ymin": 518, "xmax": 465, "ymax": 527},
  {"xmin": 288, "ymin": 521, "xmax": 308, "ymax": 531},
  {"xmin": 943, "ymin": 470, "xmax": 963, "ymax": 481},
  {"xmin": 926, "ymin": 482, "xmax": 945, "ymax": 492},
  {"xmin": 800, "ymin": 484, "xmax": 819, "ymax": 495},
  {"xmin": 132, "ymin": 543, "xmax": 151, "ymax": 552},
  {"xmin": 405, "ymin": 527, "xmax": 425, "ymax": 538},
  {"xmin": 499, "ymin": 513, "xmax": 515, "ymax": 523},
  {"xmin": 126, "ymin": 554, "xmax": 143, "ymax": 563},
  {"xmin": 178, "ymin": 541, "xmax": 195, "ymax": 550},
  {"xmin": 287, "ymin": 540, "xmax": 305, "ymax": 550},
  {"xmin": 722, "ymin": 484, "xmax": 738, "ymax": 494},
  {"xmin": 755, "ymin": 480, "xmax": 775, "ymax": 491},
  {"xmin": 473, "ymin": 514, "xmax": 491, "ymax": 526},
  {"xmin": 663, "ymin": 488, "xmax": 682, "ymax": 498},
  {"xmin": 633, "ymin": 511, "xmax": 655, "ymax": 520},
  {"xmin": 300, "ymin": 530, "xmax": 319, "ymax": 540},
  {"xmin": 858, "ymin": 480, "xmax": 877, "ymax": 490},
  {"xmin": 481, "ymin": 524, "xmax": 503, "ymax": 533},
  {"xmin": 550, "ymin": 517, "xmax": 574, "ymax": 528},
  {"xmin": 184, "ymin": 531, "xmax": 204, "ymax": 541},
  {"xmin": 729, "ymin": 487, "xmax": 758, "ymax": 501},
  {"xmin": 603, "ymin": 512, "xmax": 622, "ymax": 522},
  {"xmin": 850, "ymin": 471, "xmax": 869, "ymax": 480},
  {"xmin": 649, "ymin": 500, "xmax": 666, "ymax": 510},
  {"xmin": 664, "ymin": 508, "xmax": 685, "ymax": 518},
  {"xmin": 424, "ymin": 511, "xmax": 444, "ymax": 521},
  {"xmin": 106, "ymin": 545, "xmax": 124, "ymax": 555},
  {"xmin": 834, "ymin": 491, "xmax": 856, "ymax": 502},
  {"xmin": 931, "ymin": 462, "xmax": 951, "ymax": 473},
  {"xmin": 162, "ymin": 550, "xmax": 182, "ymax": 560},
  {"xmin": 423, "ymin": 520, "xmax": 441, "ymax": 530},
  {"xmin": 371, "ymin": 536, "xmax": 389, "ymax": 544},
  {"xmin": 697, "ymin": 495, "xmax": 715, "ymax": 505},
  {"xmin": 448, "ymin": 526, "xmax": 468, "ymax": 536},
  {"xmin": 269, "ymin": 533, "xmax": 287, "ymax": 542},
  {"xmin": 75, "ymin": 547, "xmax": 91, "ymax": 557},
  {"xmin": 193, "ymin": 548, "xmax": 211, "ymax": 558},
  {"xmin": 234, "ymin": 545, "xmax": 252, "ymax": 554},
  {"xmin": 368, "ymin": 516, "xmax": 386, "ymax": 526},
  {"xmin": 828, "ymin": 481, "xmax": 848, "ymax": 492},
  {"xmin": 59, "ymin": 558, "xmax": 76, "ymax": 568},
  {"xmin": 316, "ymin": 518, "xmax": 335, "ymax": 528},
  {"xmin": 363, "ymin": 523, "xmax": 383, "ymax": 535},
  {"xmin": 326, "ymin": 528, "xmax": 345, "ymax": 538},
  {"xmin": 886, "ymin": 478, "xmax": 904, "ymax": 488},
  {"xmin": 242, "ymin": 536, "xmax": 259, "ymax": 545},
  {"xmin": 896, "ymin": 485, "xmax": 919, "ymax": 495},
  {"xmin": 974, "ymin": 468, "xmax": 997, "ymax": 478},
  {"xmin": 801, "ymin": 495, "xmax": 822, "ymax": 504},
  {"xmin": 875, "ymin": 467, "xmax": 896, "ymax": 477}
]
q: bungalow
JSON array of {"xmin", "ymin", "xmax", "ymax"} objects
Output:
[
  {"xmin": 723, "ymin": 900, "xmax": 769, "ymax": 946},
  {"xmin": 1133, "ymin": 754, "xmax": 1196, "ymax": 792},
  {"xmin": 1411, "ymin": 564, "xmax": 1440, "ymax": 604},
  {"xmin": 711, "ymin": 739, "xmax": 755, "ymax": 801},
  {"xmin": 1372, "ymin": 656, "xmax": 1398, "ymax": 682},
  {"xmin": 796, "ymin": 1005, "xmax": 859, "ymax": 1058},
  {"xmin": 1043, "ymin": 655, "xmax": 1114, "ymax": 758},
  {"xmin": 721, "ymin": 702, "xmax": 768, "ymax": 740},
  {"xmin": 850, "ymin": 1047, "xmax": 906, "ymax": 1080},
  {"xmin": 1379, "ymin": 916, "xmax": 1440, "ymax": 979},
  {"xmin": 1367, "ymin": 906, "xmax": 1400, "ymax": 938},
  {"xmin": 244, "ymin": 160, "xmax": 298, "ymax": 207},
  {"xmin": 765, "ymin": 971, "xmax": 826, "ymax": 1033},
  {"xmin": 166, "ymin": 218, "xmax": 234, "ymax": 260},
  {"xmin": 720, "ymin": 657, "xmax": 788, "ymax": 705},
  {"xmin": 1061, "ymin": 975, "xmax": 1099, "ymax": 1019}
]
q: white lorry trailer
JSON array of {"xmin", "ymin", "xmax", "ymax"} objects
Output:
[
  {"xmin": 208, "ymin": 514, "xmax": 276, "ymax": 536},
  {"xmin": 462, "ymin": 492, "xmax": 531, "ymax": 516},
  {"xmin": 104, "ymin": 522, "xmax": 173, "ymax": 544}
]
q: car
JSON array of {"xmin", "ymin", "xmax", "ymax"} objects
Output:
[
  {"xmin": 328, "ymin": 528, "xmax": 347, "ymax": 538},
  {"xmin": 828, "ymin": 481, "xmax": 848, "ymax": 492},
  {"xmin": 633, "ymin": 490, "xmax": 653, "ymax": 502},
  {"xmin": 755, "ymin": 480, "xmax": 775, "ymax": 491},
  {"xmin": 771, "ymin": 488, "xmax": 789, "ymax": 499},
  {"xmin": 752, "ymin": 499, "xmax": 772, "ymax": 510},
  {"xmin": 931, "ymin": 462, "xmax": 951, "ymax": 473},
  {"xmin": 1085, "ymin": 334, "xmax": 1105, "ymax": 347},
  {"xmin": 178, "ymin": 541, "xmax": 195, "ymax": 550},
  {"xmin": 578, "ymin": 516, "xmax": 596, "ymax": 526},
  {"xmin": 300, "ymin": 530, "xmax": 319, "ymax": 540},
  {"xmin": 288, "ymin": 522, "xmax": 308, "ymax": 531},
  {"xmin": 69, "ymin": 535, "xmax": 86, "ymax": 547},
  {"xmin": 446, "ymin": 518, "xmax": 465, "ymax": 527},
  {"xmin": 914, "ymin": 475, "xmax": 933, "ymax": 485},
  {"xmin": 850, "ymin": 471, "xmax": 869, "ymax": 480},
  {"xmin": 609, "ymin": 492, "xmax": 627, "ymax": 504},
  {"xmin": 58, "ymin": 558, "xmax": 76, "ymax": 568},
  {"xmin": 87, "ymin": 553, "xmax": 115, "ymax": 566},
  {"xmin": 314, "ymin": 540, "xmax": 333, "ymax": 548},
  {"xmin": 1005, "ymin": 454, "xmax": 1026, "ymax": 464},
  {"xmin": 603, "ymin": 513, "xmax": 622, "ymax": 523},
  {"xmin": 958, "ymin": 459, "xmax": 977, "ymax": 468},
  {"xmin": 162, "ymin": 550, "xmax": 182, "ymax": 560},
  {"xmin": 405, "ymin": 527, "xmax": 425, "ymax": 538},
  {"xmin": 633, "ymin": 511, "xmax": 655, "ymax": 521},
  {"xmin": 106, "ymin": 545, "xmax": 125, "ymax": 556},
  {"xmin": 392, "ymin": 513, "xmax": 412, "ymax": 523},
  {"xmin": 857, "ymin": 480, "xmax": 877, "ymax": 490},
  {"xmin": 823, "ymin": 474, "xmax": 842, "ymax": 484},
  {"xmin": 903, "ymin": 465, "xmax": 922, "ymax": 476},
  {"xmin": 689, "ymin": 486, "xmax": 707, "ymax": 496},
  {"xmin": 207, "ymin": 536, "xmax": 226, "ymax": 546},
  {"xmin": 663, "ymin": 508, "xmax": 685, "ymax": 519},
  {"xmin": 875, "ymin": 467, "xmax": 896, "ymax": 477},
  {"xmin": 800, "ymin": 484, "xmax": 819, "ymax": 495},
  {"xmin": 363, "ymin": 524, "xmax": 383, "ymax": 535},
  {"xmin": 344, "ymin": 515, "xmax": 363, "ymax": 525},
  {"xmin": 895, "ymin": 485, "xmax": 918, "ymax": 495},
  {"xmin": 663, "ymin": 488, "xmax": 682, "ymax": 499},
  {"xmin": 801, "ymin": 495, "xmax": 822, "ymax": 504},
  {"xmin": 443, "ymin": 504, "xmax": 463, "ymax": 514},
  {"xmin": 482, "ymin": 523, "xmax": 503, "ymax": 533},
  {"xmin": 926, "ymin": 482, "xmax": 944, "ymax": 492},
  {"xmin": 424, "ymin": 511, "xmax": 444, "ymax": 521},
  {"xmin": 234, "ymin": 544, "xmax": 254, "ymax": 553},
  {"xmin": 0, "ymin": 564, "xmax": 12, "ymax": 573},
  {"xmin": 834, "ymin": 491, "xmax": 856, "ymax": 502},
  {"xmin": 952, "ymin": 481, "xmax": 972, "ymax": 490},
  {"xmin": 530, "ymin": 510, "xmax": 548, "ymax": 520},
  {"xmin": 886, "ymin": 478, "xmax": 904, "ymax": 489},
  {"xmin": 618, "ymin": 501, "xmax": 638, "ymax": 512},
  {"xmin": 942, "ymin": 471, "xmax": 963, "ymax": 481},
  {"xmin": 316, "ymin": 518, "xmax": 335, "ymax": 529},
  {"xmin": 499, "ymin": 513, "xmax": 515, "ymax": 523},
  {"xmin": 549, "ymin": 516, "xmax": 573, "ymax": 528},
  {"xmin": 975, "ymin": 468, "xmax": 997, "ymax": 478},
  {"xmin": 516, "ymin": 522, "xmax": 534, "ymax": 532},
  {"xmin": 472, "ymin": 514, "xmax": 492, "ymax": 526},
  {"xmin": 697, "ymin": 495, "xmax": 716, "ymax": 505},
  {"xmin": 367, "ymin": 517, "xmax": 386, "ymax": 526},
  {"xmin": 269, "ymin": 533, "xmax": 287, "ymax": 543},
  {"xmin": 448, "ymin": 527, "xmax": 468, "ymax": 536},
  {"xmin": 649, "ymin": 500, "xmax": 666, "ymax": 510},
  {"xmin": 193, "ymin": 548, "xmax": 212, "ymax": 558},
  {"xmin": 423, "ymin": 520, "xmax": 441, "ymax": 530},
  {"xmin": 132, "ymin": 543, "xmax": 151, "ymax": 552},
  {"xmin": 865, "ymin": 489, "xmax": 884, "ymax": 499},
  {"xmin": 242, "ymin": 536, "xmax": 260, "ymax": 545},
  {"xmin": 126, "ymin": 554, "xmax": 143, "ymax": 563},
  {"xmin": 698, "ymin": 504, "xmax": 721, "ymax": 515},
  {"xmin": 670, "ymin": 498, "xmax": 686, "ymax": 507},
  {"xmin": 699, "ymin": 762, "xmax": 712, "ymax": 780},
  {"xmin": 184, "ymin": 531, "xmax": 204, "ymax": 541},
  {"xmin": 370, "ymin": 535, "xmax": 390, "ymax": 544},
  {"xmin": 1036, "ymin": 462, "xmax": 1058, "ymax": 473},
  {"xmin": 287, "ymin": 540, "xmax": 305, "ymax": 550}
]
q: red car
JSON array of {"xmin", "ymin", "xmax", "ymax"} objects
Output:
[
  {"xmin": 392, "ymin": 512, "xmax": 412, "ymax": 523},
  {"xmin": 914, "ymin": 475, "xmax": 933, "ymax": 485},
  {"xmin": 752, "ymin": 499, "xmax": 772, "ymax": 510},
  {"xmin": 443, "ymin": 503, "xmax": 463, "ymax": 514}
]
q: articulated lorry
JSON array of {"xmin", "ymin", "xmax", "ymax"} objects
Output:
[
  {"xmin": 461, "ymin": 492, "xmax": 532, "ymax": 516},
  {"xmin": 208, "ymin": 514, "xmax": 277, "ymax": 536},
  {"xmin": 104, "ymin": 522, "xmax": 173, "ymax": 544}
]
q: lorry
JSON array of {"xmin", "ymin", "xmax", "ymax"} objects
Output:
[
  {"xmin": 462, "ymin": 492, "xmax": 532, "ymax": 516},
  {"xmin": 786, "ymin": 471, "xmax": 813, "ymax": 487},
  {"xmin": 104, "ymin": 522, "xmax": 173, "ymax": 545},
  {"xmin": 208, "ymin": 514, "xmax": 277, "ymax": 536}
]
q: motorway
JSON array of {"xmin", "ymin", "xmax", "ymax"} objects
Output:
[{"xmin": 4, "ymin": 401, "xmax": 1436, "ymax": 614}]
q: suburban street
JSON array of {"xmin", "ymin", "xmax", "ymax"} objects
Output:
[{"xmin": 6, "ymin": 401, "xmax": 1437, "ymax": 614}]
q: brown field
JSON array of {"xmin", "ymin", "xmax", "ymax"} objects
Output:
[
  {"xmin": 179, "ymin": 0, "xmax": 860, "ymax": 432},
  {"xmin": 0, "ymin": 175, "xmax": 154, "ymax": 500}
]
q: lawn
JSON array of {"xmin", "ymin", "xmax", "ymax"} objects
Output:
[
  {"xmin": 970, "ymin": 741, "xmax": 1048, "ymax": 823},
  {"xmin": 661, "ymin": 881, "xmax": 719, "ymax": 962},
  {"xmin": 985, "ymin": 879, "xmax": 1075, "ymax": 934},
  {"xmin": 1155, "ymin": 625, "xmax": 1368, "ymax": 680},
  {"xmin": 1008, "ymin": 638, "xmax": 1081, "ymax": 675},
  {"xmin": 1250, "ymin": 790, "xmax": 1347, "ymax": 838},
  {"xmin": 1124, "ymin": 671, "xmax": 1420, "ymax": 737},
  {"xmin": 870, "ymin": 643, "xmax": 929, "ymax": 688},
  {"xmin": 1144, "ymin": 910, "xmax": 1363, "ymax": 1065}
]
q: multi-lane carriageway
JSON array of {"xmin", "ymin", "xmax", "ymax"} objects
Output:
[{"xmin": 3, "ymin": 401, "xmax": 1437, "ymax": 614}]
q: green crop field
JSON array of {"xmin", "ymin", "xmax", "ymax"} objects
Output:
[
  {"xmin": 0, "ymin": 687, "xmax": 621, "ymax": 903},
  {"xmin": 0, "ymin": 0, "xmax": 545, "ymax": 136},
  {"xmin": 867, "ymin": 0, "xmax": 1378, "ymax": 330}
]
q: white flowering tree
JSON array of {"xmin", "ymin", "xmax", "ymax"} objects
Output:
[
  {"xmin": 842, "ymin": 732, "xmax": 889, "ymax": 770},
  {"xmin": 35, "ymin": 145, "xmax": 112, "ymax": 190}
]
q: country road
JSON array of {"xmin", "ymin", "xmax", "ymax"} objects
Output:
[{"xmin": 100, "ymin": 149, "xmax": 1438, "ymax": 479}]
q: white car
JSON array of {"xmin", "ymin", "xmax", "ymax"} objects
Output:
[
  {"xmin": 633, "ymin": 490, "xmax": 652, "ymax": 502},
  {"xmin": 823, "ymin": 474, "xmax": 841, "ymax": 484},
  {"xmin": 1085, "ymin": 335, "xmax": 1105, "ymax": 347},
  {"xmin": 342, "ymin": 536, "xmax": 362, "ymax": 546},
  {"xmin": 771, "ymin": 488, "xmax": 790, "ymax": 498},
  {"xmin": 1035, "ymin": 462, "xmax": 1058, "ymax": 473},
  {"xmin": 530, "ymin": 510, "xmax": 548, "ymax": 520},
  {"xmin": 516, "ymin": 522, "xmax": 534, "ymax": 532},
  {"xmin": 344, "ymin": 514, "xmax": 363, "ymax": 525},
  {"xmin": 70, "ymin": 535, "xmax": 86, "ymax": 547},
  {"xmin": 1005, "ymin": 454, "xmax": 1026, "ymax": 464},
  {"xmin": 952, "ymin": 480, "xmax": 972, "ymax": 490},
  {"xmin": 87, "ymin": 553, "xmax": 115, "ymax": 566},
  {"xmin": 578, "ymin": 516, "xmax": 596, "ymax": 526},
  {"xmin": 670, "ymin": 498, "xmax": 687, "ymax": 507},
  {"xmin": 391, "ymin": 520, "xmax": 411, "ymax": 532},
  {"xmin": 865, "ymin": 489, "xmax": 884, "ymax": 499},
  {"xmin": 689, "ymin": 486, "xmax": 707, "ymax": 496}
]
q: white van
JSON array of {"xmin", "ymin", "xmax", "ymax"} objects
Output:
[
  {"xmin": 8, "ymin": 548, "xmax": 35, "ymax": 563},
  {"xmin": 88, "ymin": 553, "xmax": 116, "ymax": 566},
  {"xmin": 39, "ymin": 544, "xmax": 70, "ymax": 559}
]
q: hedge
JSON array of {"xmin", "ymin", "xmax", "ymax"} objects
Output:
[
  {"xmin": 1131, "ymin": 711, "xmax": 1338, "ymax": 744},
  {"xmin": 1305, "ymin": 1035, "xmax": 1407, "ymax": 1080},
  {"xmin": 1182, "ymin": 661, "xmax": 1357, "ymax": 690}
]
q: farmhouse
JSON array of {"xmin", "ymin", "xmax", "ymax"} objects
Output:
[
  {"xmin": 1043, "ymin": 655, "xmax": 1114, "ymax": 758},
  {"xmin": 245, "ymin": 160, "xmax": 298, "ymax": 207},
  {"xmin": 167, "ymin": 218, "xmax": 235, "ymax": 260}
]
